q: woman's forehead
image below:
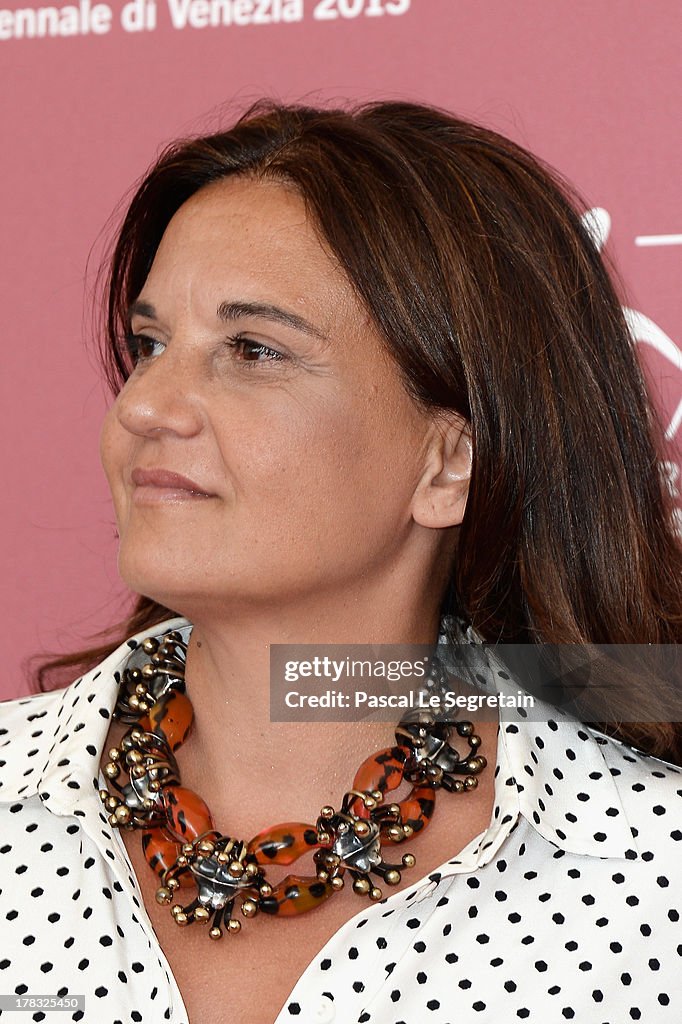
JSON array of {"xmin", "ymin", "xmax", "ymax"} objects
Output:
[{"xmin": 143, "ymin": 176, "xmax": 359, "ymax": 328}]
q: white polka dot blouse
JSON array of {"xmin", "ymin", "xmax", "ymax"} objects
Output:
[{"xmin": 0, "ymin": 618, "xmax": 680, "ymax": 1022}]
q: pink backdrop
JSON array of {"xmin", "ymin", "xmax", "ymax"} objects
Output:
[{"xmin": 2, "ymin": 0, "xmax": 680, "ymax": 698}]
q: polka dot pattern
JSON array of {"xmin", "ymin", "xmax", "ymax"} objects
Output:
[{"xmin": 1, "ymin": 618, "xmax": 680, "ymax": 1023}]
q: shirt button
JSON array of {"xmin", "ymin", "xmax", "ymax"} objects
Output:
[{"xmin": 314, "ymin": 995, "xmax": 335, "ymax": 1023}]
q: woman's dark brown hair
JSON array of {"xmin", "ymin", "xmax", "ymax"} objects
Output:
[{"xmin": 37, "ymin": 99, "xmax": 682, "ymax": 760}]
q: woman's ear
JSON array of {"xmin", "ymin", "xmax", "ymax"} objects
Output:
[{"xmin": 412, "ymin": 413, "xmax": 472, "ymax": 529}]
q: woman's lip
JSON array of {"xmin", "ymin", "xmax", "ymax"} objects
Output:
[{"xmin": 131, "ymin": 468, "xmax": 215, "ymax": 496}]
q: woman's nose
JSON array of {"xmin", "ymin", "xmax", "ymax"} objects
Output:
[{"xmin": 115, "ymin": 351, "xmax": 204, "ymax": 439}]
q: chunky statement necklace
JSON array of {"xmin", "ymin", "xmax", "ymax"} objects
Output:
[{"xmin": 101, "ymin": 631, "xmax": 487, "ymax": 940}]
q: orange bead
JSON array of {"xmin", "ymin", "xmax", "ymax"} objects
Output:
[
  {"xmin": 248, "ymin": 822, "xmax": 319, "ymax": 865},
  {"xmin": 351, "ymin": 745, "xmax": 409, "ymax": 817},
  {"xmin": 142, "ymin": 828, "xmax": 193, "ymax": 887},
  {"xmin": 148, "ymin": 690, "xmax": 194, "ymax": 751},
  {"xmin": 353, "ymin": 745, "xmax": 409, "ymax": 795},
  {"xmin": 395, "ymin": 784, "xmax": 436, "ymax": 836},
  {"xmin": 259, "ymin": 874, "xmax": 334, "ymax": 916},
  {"xmin": 161, "ymin": 785, "xmax": 214, "ymax": 841}
]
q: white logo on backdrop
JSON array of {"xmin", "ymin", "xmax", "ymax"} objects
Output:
[{"xmin": 582, "ymin": 208, "xmax": 682, "ymax": 524}]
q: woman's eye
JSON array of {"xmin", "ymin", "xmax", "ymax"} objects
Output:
[
  {"xmin": 228, "ymin": 338, "xmax": 285, "ymax": 364},
  {"xmin": 125, "ymin": 333, "xmax": 165, "ymax": 365}
]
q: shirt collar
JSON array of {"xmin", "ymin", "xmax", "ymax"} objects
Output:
[
  {"xmin": 498, "ymin": 703, "xmax": 641, "ymax": 860},
  {"xmin": 438, "ymin": 623, "xmax": 642, "ymax": 863}
]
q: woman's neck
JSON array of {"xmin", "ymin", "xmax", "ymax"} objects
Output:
[{"xmin": 171, "ymin": 595, "xmax": 450, "ymax": 836}]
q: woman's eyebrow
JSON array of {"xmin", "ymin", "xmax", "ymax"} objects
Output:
[
  {"xmin": 127, "ymin": 298, "xmax": 329, "ymax": 343},
  {"xmin": 216, "ymin": 299, "xmax": 329, "ymax": 342},
  {"xmin": 127, "ymin": 299, "xmax": 157, "ymax": 322}
]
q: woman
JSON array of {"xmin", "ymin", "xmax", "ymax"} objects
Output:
[{"xmin": 1, "ymin": 100, "xmax": 680, "ymax": 1024}]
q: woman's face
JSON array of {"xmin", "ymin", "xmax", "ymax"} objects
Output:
[{"xmin": 100, "ymin": 176, "xmax": 446, "ymax": 616}]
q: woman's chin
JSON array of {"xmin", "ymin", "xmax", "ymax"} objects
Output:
[{"xmin": 117, "ymin": 558, "xmax": 278, "ymax": 621}]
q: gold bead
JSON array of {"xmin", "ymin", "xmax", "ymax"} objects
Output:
[
  {"xmin": 209, "ymin": 927, "xmax": 222, "ymax": 940},
  {"xmin": 227, "ymin": 919, "xmax": 241, "ymax": 934},
  {"xmin": 453, "ymin": 780, "xmax": 464, "ymax": 792},
  {"xmin": 217, "ymin": 852, "xmax": 229, "ymax": 863},
  {"xmin": 127, "ymin": 750, "xmax": 143, "ymax": 765},
  {"xmin": 402, "ymin": 825, "xmax": 414, "ymax": 838},
  {"xmin": 469, "ymin": 734, "xmax": 481, "ymax": 748},
  {"xmin": 352, "ymin": 877, "xmax": 370, "ymax": 895},
  {"xmin": 385, "ymin": 869, "xmax": 401, "ymax": 885},
  {"xmin": 317, "ymin": 869, "xmax": 329, "ymax": 881},
  {"xmin": 331, "ymin": 876, "xmax": 345, "ymax": 890},
  {"xmin": 317, "ymin": 832, "xmax": 331, "ymax": 845},
  {"xmin": 241, "ymin": 899, "xmax": 258, "ymax": 918},
  {"xmin": 155, "ymin": 887, "xmax": 172, "ymax": 905},
  {"xmin": 464, "ymin": 776, "xmax": 478, "ymax": 790},
  {"xmin": 402, "ymin": 853, "xmax": 416, "ymax": 868},
  {"xmin": 198, "ymin": 840, "xmax": 215, "ymax": 856},
  {"xmin": 176, "ymin": 856, "xmax": 188, "ymax": 867},
  {"xmin": 149, "ymin": 780, "xmax": 161, "ymax": 792},
  {"xmin": 104, "ymin": 795, "xmax": 118, "ymax": 810},
  {"xmin": 174, "ymin": 912, "xmax": 188, "ymax": 926},
  {"xmin": 363, "ymin": 797, "xmax": 377, "ymax": 810},
  {"xmin": 371, "ymin": 790, "xmax": 382, "ymax": 801},
  {"xmin": 141, "ymin": 662, "xmax": 156, "ymax": 677},
  {"xmin": 195, "ymin": 906, "xmax": 210, "ymax": 923},
  {"xmin": 143, "ymin": 638, "xmax": 158, "ymax": 653},
  {"xmin": 245, "ymin": 863, "xmax": 259, "ymax": 878},
  {"xmin": 182, "ymin": 843, "xmax": 194, "ymax": 855},
  {"xmin": 320, "ymin": 805, "xmax": 334, "ymax": 819},
  {"xmin": 129, "ymin": 694, "xmax": 140, "ymax": 710},
  {"xmin": 113, "ymin": 805, "xmax": 131, "ymax": 825},
  {"xmin": 387, "ymin": 826, "xmax": 403, "ymax": 842},
  {"xmin": 388, "ymin": 804, "xmax": 400, "ymax": 815},
  {"xmin": 108, "ymin": 748, "xmax": 120, "ymax": 762},
  {"xmin": 171, "ymin": 904, "xmax": 183, "ymax": 916},
  {"xmin": 369, "ymin": 887, "xmax": 383, "ymax": 901},
  {"xmin": 167, "ymin": 879, "xmax": 180, "ymax": 891},
  {"xmin": 228, "ymin": 861, "xmax": 243, "ymax": 878},
  {"xmin": 259, "ymin": 883, "xmax": 272, "ymax": 897},
  {"xmin": 354, "ymin": 821, "xmax": 370, "ymax": 837}
]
